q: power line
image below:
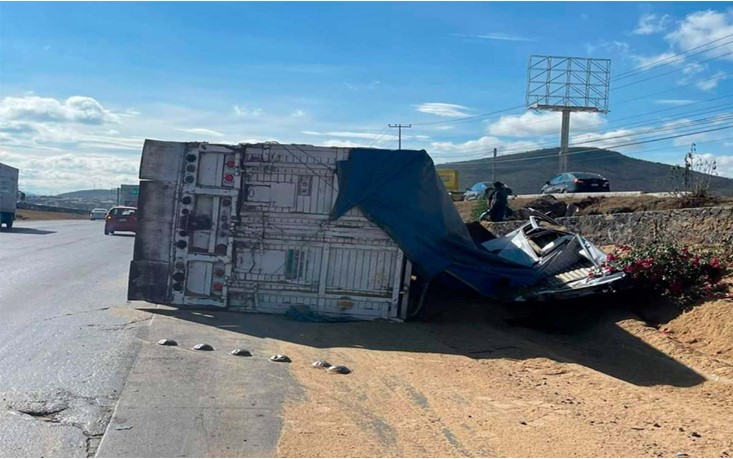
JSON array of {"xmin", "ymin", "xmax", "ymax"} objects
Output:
[
  {"xmin": 425, "ymin": 100, "xmax": 733, "ymax": 160},
  {"xmin": 366, "ymin": 126, "xmax": 390, "ymax": 148},
  {"xmin": 411, "ymin": 104, "xmax": 526, "ymax": 126},
  {"xmin": 612, "ymin": 50, "xmax": 733, "ymax": 91},
  {"xmin": 397, "ymin": 35, "xmax": 733, "ymax": 134},
  {"xmin": 439, "ymin": 120, "xmax": 733, "ymax": 163},
  {"xmin": 485, "ymin": 124, "xmax": 733, "ymax": 165},
  {"xmin": 613, "ymin": 34, "xmax": 733, "ymax": 80}
]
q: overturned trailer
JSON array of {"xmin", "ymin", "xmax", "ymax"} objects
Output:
[{"xmin": 128, "ymin": 140, "xmax": 623, "ymax": 320}]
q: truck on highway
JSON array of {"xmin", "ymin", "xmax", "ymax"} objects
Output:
[{"xmin": 0, "ymin": 162, "xmax": 19, "ymax": 229}]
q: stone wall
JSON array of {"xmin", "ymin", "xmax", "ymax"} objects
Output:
[{"xmin": 484, "ymin": 206, "xmax": 733, "ymax": 246}]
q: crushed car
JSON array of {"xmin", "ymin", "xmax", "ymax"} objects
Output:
[{"xmin": 478, "ymin": 212, "xmax": 626, "ymax": 302}]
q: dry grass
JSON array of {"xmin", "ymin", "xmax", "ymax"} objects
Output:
[{"xmin": 15, "ymin": 209, "xmax": 87, "ymax": 221}]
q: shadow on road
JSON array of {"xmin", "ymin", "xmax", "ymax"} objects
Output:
[
  {"xmin": 138, "ymin": 288, "xmax": 705, "ymax": 388},
  {"xmin": 1, "ymin": 227, "xmax": 57, "ymax": 235}
]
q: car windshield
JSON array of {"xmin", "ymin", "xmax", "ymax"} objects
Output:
[{"xmin": 120, "ymin": 209, "xmax": 137, "ymax": 216}]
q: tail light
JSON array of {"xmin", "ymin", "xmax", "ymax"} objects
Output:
[
  {"xmin": 106, "ymin": 215, "xmax": 112, "ymax": 220},
  {"xmin": 573, "ymin": 179, "xmax": 584, "ymax": 184},
  {"xmin": 223, "ymin": 174, "xmax": 234, "ymax": 183},
  {"xmin": 225, "ymin": 160, "xmax": 236, "ymax": 168}
]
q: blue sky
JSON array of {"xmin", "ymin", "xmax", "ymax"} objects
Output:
[{"xmin": 1, "ymin": 2, "xmax": 732, "ymax": 193}]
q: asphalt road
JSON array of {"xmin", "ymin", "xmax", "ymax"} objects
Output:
[
  {"xmin": 0, "ymin": 220, "xmax": 294, "ymax": 458},
  {"xmin": 0, "ymin": 220, "xmax": 145, "ymax": 457}
]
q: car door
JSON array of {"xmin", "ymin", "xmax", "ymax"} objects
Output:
[
  {"xmin": 545, "ymin": 175, "xmax": 560, "ymax": 193},
  {"xmin": 554, "ymin": 174, "xmax": 568, "ymax": 193}
]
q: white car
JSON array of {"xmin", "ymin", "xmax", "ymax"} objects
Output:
[{"xmin": 90, "ymin": 208, "xmax": 108, "ymax": 220}]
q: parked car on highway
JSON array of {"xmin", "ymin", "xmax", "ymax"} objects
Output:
[
  {"xmin": 89, "ymin": 208, "xmax": 108, "ymax": 220},
  {"xmin": 104, "ymin": 206, "xmax": 137, "ymax": 235},
  {"xmin": 541, "ymin": 172, "xmax": 610, "ymax": 194}
]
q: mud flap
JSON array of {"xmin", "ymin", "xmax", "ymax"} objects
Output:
[{"xmin": 128, "ymin": 260, "xmax": 171, "ymax": 304}]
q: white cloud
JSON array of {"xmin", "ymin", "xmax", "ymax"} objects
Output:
[
  {"xmin": 233, "ymin": 105, "xmax": 263, "ymax": 117},
  {"xmin": 291, "ymin": 110, "xmax": 306, "ymax": 118},
  {"xmin": 429, "ymin": 135, "xmax": 541, "ymax": 163},
  {"xmin": 452, "ymin": 33, "xmax": 535, "ymax": 42},
  {"xmin": 321, "ymin": 139, "xmax": 372, "ymax": 148},
  {"xmin": 416, "ymin": 103, "xmax": 473, "ymax": 118},
  {"xmin": 699, "ymin": 153, "xmax": 733, "ymax": 177},
  {"xmin": 487, "ymin": 111, "xmax": 606, "ymax": 138},
  {"xmin": 344, "ymin": 80, "xmax": 381, "ymax": 91},
  {"xmin": 302, "ymin": 130, "xmax": 382, "ymax": 140},
  {"xmin": 665, "ymin": 10, "xmax": 733, "ymax": 62},
  {"xmin": 0, "ymin": 119, "xmax": 142, "ymax": 152},
  {"xmin": 570, "ymin": 128, "xmax": 648, "ymax": 152},
  {"xmin": 696, "ymin": 71, "xmax": 729, "ymax": 90},
  {"xmin": 175, "ymin": 128, "xmax": 224, "ymax": 137},
  {"xmin": 586, "ymin": 40, "xmax": 630, "ymax": 55},
  {"xmin": 632, "ymin": 13, "xmax": 671, "ymax": 35},
  {"xmin": 676, "ymin": 63, "xmax": 708, "ymax": 86},
  {"xmin": 0, "ymin": 148, "xmax": 140, "ymax": 194},
  {"xmin": 0, "ymin": 96, "xmax": 120, "ymax": 124},
  {"xmin": 654, "ymin": 99, "xmax": 698, "ymax": 105}
]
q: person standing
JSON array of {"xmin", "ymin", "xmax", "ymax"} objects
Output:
[{"xmin": 487, "ymin": 181, "xmax": 510, "ymax": 222}]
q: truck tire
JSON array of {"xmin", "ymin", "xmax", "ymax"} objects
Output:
[{"xmin": 6, "ymin": 219, "xmax": 12, "ymax": 229}]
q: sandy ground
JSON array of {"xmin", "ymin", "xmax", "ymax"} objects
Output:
[
  {"xmin": 270, "ymin": 283, "xmax": 733, "ymax": 457},
  {"xmin": 15, "ymin": 209, "xmax": 87, "ymax": 220}
]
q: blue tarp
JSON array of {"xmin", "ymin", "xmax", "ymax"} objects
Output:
[{"xmin": 329, "ymin": 148, "xmax": 540, "ymax": 298}]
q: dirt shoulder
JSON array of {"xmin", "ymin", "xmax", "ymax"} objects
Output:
[
  {"xmin": 15, "ymin": 209, "xmax": 87, "ymax": 221},
  {"xmin": 272, "ymin": 291, "xmax": 733, "ymax": 458}
]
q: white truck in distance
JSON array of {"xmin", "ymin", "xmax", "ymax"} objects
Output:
[{"xmin": 0, "ymin": 162, "xmax": 19, "ymax": 230}]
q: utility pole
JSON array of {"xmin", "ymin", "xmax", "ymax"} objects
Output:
[
  {"xmin": 492, "ymin": 147, "xmax": 497, "ymax": 182},
  {"xmin": 388, "ymin": 124, "xmax": 411, "ymax": 150}
]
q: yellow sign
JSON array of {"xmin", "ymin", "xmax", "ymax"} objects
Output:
[{"xmin": 436, "ymin": 169, "xmax": 459, "ymax": 191}]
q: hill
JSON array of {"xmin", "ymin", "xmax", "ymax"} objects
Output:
[
  {"xmin": 438, "ymin": 147, "xmax": 733, "ymax": 196},
  {"xmin": 55, "ymin": 189, "xmax": 118, "ymax": 200}
]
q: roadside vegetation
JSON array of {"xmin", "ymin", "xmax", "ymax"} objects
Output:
[{"xmin": 601, "ymin": 239, "xmax": 731, "ymax": 304}]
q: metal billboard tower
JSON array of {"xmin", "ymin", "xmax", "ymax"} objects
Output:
[{"xmin": 526, "ymin": 55, "xmax": 611, "ymax": 173}]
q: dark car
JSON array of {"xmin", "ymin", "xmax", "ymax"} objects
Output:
[
  {"xmin": 541, "ymin": 172, "xmax": 610, "ymax": 194},
  {"xmin": 104, "ymin": 206, "xmax": 138, "ymax": 235}
]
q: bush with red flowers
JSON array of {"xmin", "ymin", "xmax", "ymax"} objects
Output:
[{"xmin": 601, "ymin": 239, "xmax": 730, "ymax": 303}]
